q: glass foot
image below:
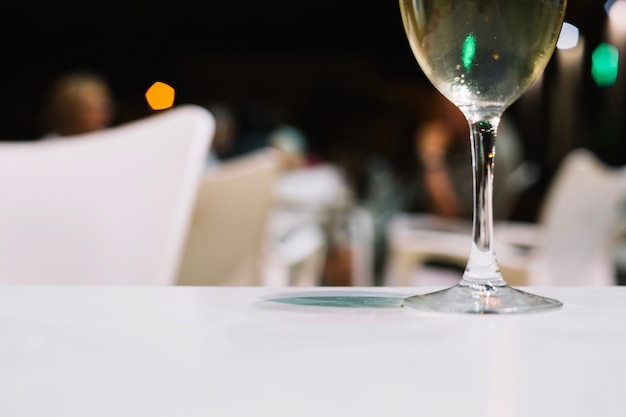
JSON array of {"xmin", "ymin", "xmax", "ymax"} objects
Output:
[{"xmin": 401, "ymin": 282, "xmax": 562, "ymax": 314}]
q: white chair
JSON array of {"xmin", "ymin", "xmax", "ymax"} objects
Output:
[
  {"xmin": 385, "ymin": 148, "xmax": 626, "ymax": 286},
  {"xmin": 0, "ymin": 104, "xmax": 214, "ymax": 285},
  {"xmin": 177, "ymin": 148, "xmax": 328, "ymax": 286},
  {"xmin": 177, "ymin": 148, "xmax": 281, "ymax": 286}
]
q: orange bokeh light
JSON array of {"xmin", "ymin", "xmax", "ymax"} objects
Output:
[{"xmin": 145, "ymin": 81, "xmax": 175, "ymax": 110}]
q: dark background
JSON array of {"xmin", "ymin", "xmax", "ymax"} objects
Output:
[{"xmin": 0, "ymin": 1, "xmax": 622, "ymax": 219}]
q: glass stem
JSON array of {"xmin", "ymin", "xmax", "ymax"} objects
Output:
[{"xmin": 461, "ymin": 115, "xmax": 506, "ymax": 287}]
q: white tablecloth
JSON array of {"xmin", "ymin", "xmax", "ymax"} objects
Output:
[{"xmin": 1, "ymin": 286, "xmax": 625, "ymax": 416}]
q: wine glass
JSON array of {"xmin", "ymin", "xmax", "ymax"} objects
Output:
[{"xmin": 398, "ymin": 0, "xmax": 567, "ymax": 314}]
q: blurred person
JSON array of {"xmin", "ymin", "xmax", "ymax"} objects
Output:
[
  {"xmin": 413, "ymin": 95, "xmax": 471, "ymax": 218},
  {"xmin": 361, "ymin": 90, "xmax": 525, "ymax": 283},
  {"xmin": 267, "ymin": 124, "xmax": 309, "ymax": 171},
  {"xmin": 401, "ymin": 91, "xmax": 524, "ymax": 220},
  {"xmin": 203, "ymin": 101, "xmax": 307, "ymax": 171},
  {"xmin": 218, "ymin": 100, "xmax": 278, "ymax": 159},
  {"xmin": 214, "ymin": 100, "xmax": 310, "ymax": 171},
  {"xmin": 39, "ymin": 70, "xmax": 115, "ymax": 139}
]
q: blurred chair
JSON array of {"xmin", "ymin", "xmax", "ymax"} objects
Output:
[
  {"xmin": 177, "ymin": 148, "xmax": 279, "ymax": 286},
  {"xmin": 385, "ymin": 148, "xmax": 626, "ymax": 286},
  {"xmin": 177, "ymin": 148, "xmax": 327, "ymax": 286},
  {"xmin": 0, "ymin": 104, "xmax": 214, "ymax": 285}
]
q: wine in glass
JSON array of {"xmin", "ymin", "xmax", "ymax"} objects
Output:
[{"xmin": 398, "ymin": 0, "xmax": 567, "ymax": 313}]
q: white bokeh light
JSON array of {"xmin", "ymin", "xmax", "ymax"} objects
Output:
[
  {"xmin": 556, "ymin": 22, "xmax": 579, "ymax": 50},
  {"xmin": 606, "ymin": 0, "xmax": 626, "ymax": 31}
]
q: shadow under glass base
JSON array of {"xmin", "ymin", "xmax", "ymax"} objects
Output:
[{"xmin": 401, "ymin": 282, "xmax": 563, "ymax": 314}]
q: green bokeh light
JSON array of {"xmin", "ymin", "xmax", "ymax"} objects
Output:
[
  {"xmin": 462, "ymin": 33, "xmax": 476, "ymax": 71},
  {"xmin": 591, "ymin": 42, "xmax": 619, "ymax": 87}
]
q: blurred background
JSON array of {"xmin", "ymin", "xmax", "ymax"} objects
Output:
[{"xmin": 0, "ymin": 0, "xmax": 623, "ymax": 222}]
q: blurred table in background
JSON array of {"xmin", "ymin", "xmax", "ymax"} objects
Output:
[{"xmin": 270, "ymin": 163, "xmax": 375, "ymax": 286}]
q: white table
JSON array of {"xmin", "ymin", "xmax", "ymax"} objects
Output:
[{"xmin": 1, "ymin": 286, "xmax": 625, "ymax": 417}]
